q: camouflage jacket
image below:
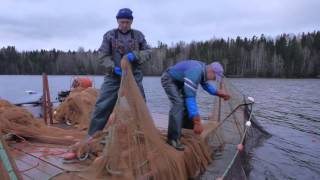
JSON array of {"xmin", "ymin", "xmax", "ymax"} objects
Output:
[{"xmin": 98, "ymin": 28, "xmax": 152, "ymax": 73}]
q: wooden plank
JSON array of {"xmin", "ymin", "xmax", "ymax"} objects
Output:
[
  {"xmin": 11, "ymin": 142, "xmax": 89, "ymax": 172},
  {"xmin": 12, "ymin": 147, "xmax": 64, "ymax": 177},
  {"xmin": 51, "ymin": 172, "xmax": 87, "ymax": 180},
  {"xmin": 15, "ymin": 159, "xmax": 50, "ymax": 180},
  {"xmin": 22, "ymin": 174, "xmax": 33, "ymax": 180},
  {"xmin": 9, "ymin": 144, "xmax": 65, "ymax": 180},
  {"xmin": 44, "ymin": 75, "xmax": 53, "ymax": 124},
  {"xmin": 42, "ymin": 73, "xmax": 48, "ymax": 125},
  {"xmin": 18, "ymin": 153, "xmax": 62, "ymax": 176},
  {"xmin": 6, "ymin": 112, "xmax": 218, "ymax": 180},
  {"xmin": 37, "ymin": 155, "xmax": 89, "ymax": 172},
  {"xmin": 0, "ymin": 134, "xmax": 22, "ymax": 180}
]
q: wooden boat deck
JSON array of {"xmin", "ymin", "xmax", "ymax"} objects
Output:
[{"xmin": 5, "ymin": 113, "xmax": 218, "ymax": 180}]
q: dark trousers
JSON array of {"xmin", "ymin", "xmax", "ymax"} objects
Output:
[
  {"xmin": 161, "ymin": 72, "xmax": 193, "ymax": 141},
  {"xmin": 87, "ymin": 70, "xmax": 145, "ymax": 136}
]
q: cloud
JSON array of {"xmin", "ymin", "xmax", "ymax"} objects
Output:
[
  {"xmin": 0, "ymin": 0, "xmax": 319, "ymax": 50},
  {"xmin": 0, "ymin": 15, "xmax": 106, "ymax": 39}
]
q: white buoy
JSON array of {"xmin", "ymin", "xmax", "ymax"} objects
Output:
[
  {"xmin": 245, "ymin": 121, "xmax": 252, "ymax": 127},
  {"xmin": 247, "ymin": 96, "xmax": 255, "ymax": 103},
  {"xmin": 25, "ymin": 90, "xmax": 37, "ymax": 94},
  {"xmin": 237, "ymin": 144, "xmax": 244, "ymax": 151},
  {"xmin": 66, "ymin": 120, "xmax": 72, "ymax": 126}
]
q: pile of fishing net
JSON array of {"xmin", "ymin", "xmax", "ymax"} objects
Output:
[
  {"xmin": 58, "ymin": 61, "xmax": 212, "ymax": 180},
  {"xmin": 54, "ymin": 87, "xmax": 98, "ymax": 130},
  {"xmin": 0, "ymin": 99, "xmax": 85, "ymax": 145}
]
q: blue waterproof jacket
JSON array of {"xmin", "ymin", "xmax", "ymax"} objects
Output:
[{"xmin": 167, "ymin": 60, "xmax": 218, "ymax": 119}]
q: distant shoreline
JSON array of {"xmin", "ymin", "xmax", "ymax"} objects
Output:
[{"xmin": 0, "ymin": 74, "xmax": 319, "ymax": 79}]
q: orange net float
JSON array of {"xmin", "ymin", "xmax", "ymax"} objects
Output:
[{"xmin": 72, "ymin": 77, "xmax": 93, "ymax": 89}]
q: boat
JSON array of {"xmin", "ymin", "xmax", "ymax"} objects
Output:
[{"xmin": 0, "ymin": 71, "xmax": 270, "ymax": 180}]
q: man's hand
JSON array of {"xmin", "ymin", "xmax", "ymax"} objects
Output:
[
  {"xmin": 120, "ymin": 52, "xmax": 135, "ymax": 72},
  {"xmin": 113, "ymin": 67, "xmax": 122, "ymax": 76},
  {"xmin": 126, "ymin": 52, "xmax": 136, "ymax": 62},
  {"xmin": 216, "ymin": 90, "xmax": 231, "ymax": 100},
  {"xmin": 192, "ymin": 115, "xmax": 203, "ymax": 135},
  {"xmin": 64, "ymin": 136, "xmax": 93, "ymax": 160}
]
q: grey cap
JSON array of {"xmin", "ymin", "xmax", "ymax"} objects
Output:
[{"xmin": 210, "ymin": 62, "xmax": 224, "ymax": 82}]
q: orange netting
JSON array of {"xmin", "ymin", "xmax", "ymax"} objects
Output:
[
  {"xmin": 65, "ymin": 60, "xmax": 212, "ymax": 180},
  {"xmin": 54, "ymin": 87, "xmax": 98, "ymax": 130},
  {"xmin": 0, "ymin": 99, "xmax": 85, "ymax": 145}
]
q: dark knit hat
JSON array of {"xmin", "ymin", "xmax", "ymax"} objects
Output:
[{"xmin": 116, "ymin": 8, "xmax": 133, "ymax": 20}]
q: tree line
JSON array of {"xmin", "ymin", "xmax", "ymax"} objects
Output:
[{"xmin": 1, "ymin": 31, "xmax": 319, "ymax": 77}]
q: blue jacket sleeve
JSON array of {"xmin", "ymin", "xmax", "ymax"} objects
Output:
[
  {"xmin": 185, "ymin": 97, "xmax": 199, "ymax": 119},
  {"xmin": 201, "ymin": 82, "xmax": 217, "ymax": 95},
  {"xmin": 183, "ymin": 67, "xmax": 202, "ymax": 119}
]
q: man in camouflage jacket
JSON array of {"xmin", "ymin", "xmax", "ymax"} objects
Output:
[{"xmin": 87, "ymin": 8, "xmax": 151, "ymax": 136}]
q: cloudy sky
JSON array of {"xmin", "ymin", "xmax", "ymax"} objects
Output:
[{"xmin": 0, "ymin": 0, "xmax": 319, "ymax": 51}]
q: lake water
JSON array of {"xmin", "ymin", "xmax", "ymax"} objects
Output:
[{"xmin": 0, "ymin": 75, "xmax": 319, "ymax": 180}]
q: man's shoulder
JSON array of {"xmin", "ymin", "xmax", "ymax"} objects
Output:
[
  {"xmin": 185, "ymin": 61, "xmax": 204, "ymax": 79},
  {"xmin": 189, "ymin": 60, "xmax": 205, "ymax": 65},
  {"xmin": 103, "ymin": 29, "xmax": 117, "ymax": 38},
  {"xmin": 180, "ymin": 60, "xmax": 204, "ymax": 68},
  {"xmin": 131, "ymin": 29, "xmax": 145, "ymax": 38}
]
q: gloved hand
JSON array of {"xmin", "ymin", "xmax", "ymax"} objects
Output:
[
  {"xmin": 63, "ymin": 136, "xmax": 93, "ymax": 160},
  {"xmin": 127, "ymin": 52, "xmax": 136, "ymax": 62},
  {"xmin": 216, "ymin": 90, "xmax": 231, "ymax": 100},
  {"xmin": 192, "ymin": 115, "xmax": 203, "ymax": 135},
  {"xmin": 113, "ymin": 66, "xmax": 122, "ymax": 76}
]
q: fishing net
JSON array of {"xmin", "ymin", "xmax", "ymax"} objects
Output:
[
  {"xmin": 200, "ymin": 78, "xmax": 271, "ymax": 180},
  {"xmin": 61, "ymin": 60, "xmax": 211, "ymax": 180},
  {"xmin": 0, "ymin": 61, "xmax": 270, "ymax": 179},
  {"xmin": 54, "ymin": 87, "xmax": 98, "ymax": 130},
  {"xmin": 0, "ymin": 99, "xmax": 85, "ymax": 145}
]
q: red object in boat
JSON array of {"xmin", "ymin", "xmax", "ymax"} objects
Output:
[
  {"xmin": 63, "ymin": 152, "xmax": 77, "ymax": 160},
  {"xmin": 72, "ymin": 77, "xmax": 92, "ymax": 89}
]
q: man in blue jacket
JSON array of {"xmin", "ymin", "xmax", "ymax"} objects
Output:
[{"xmin": 161, "ymin": 60, "xmax": 230, "ymax": 151}]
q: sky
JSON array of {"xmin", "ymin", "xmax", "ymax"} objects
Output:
[{"xmin": 0, "ymin": 0, "xmax": 319, "ymax": 51}]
